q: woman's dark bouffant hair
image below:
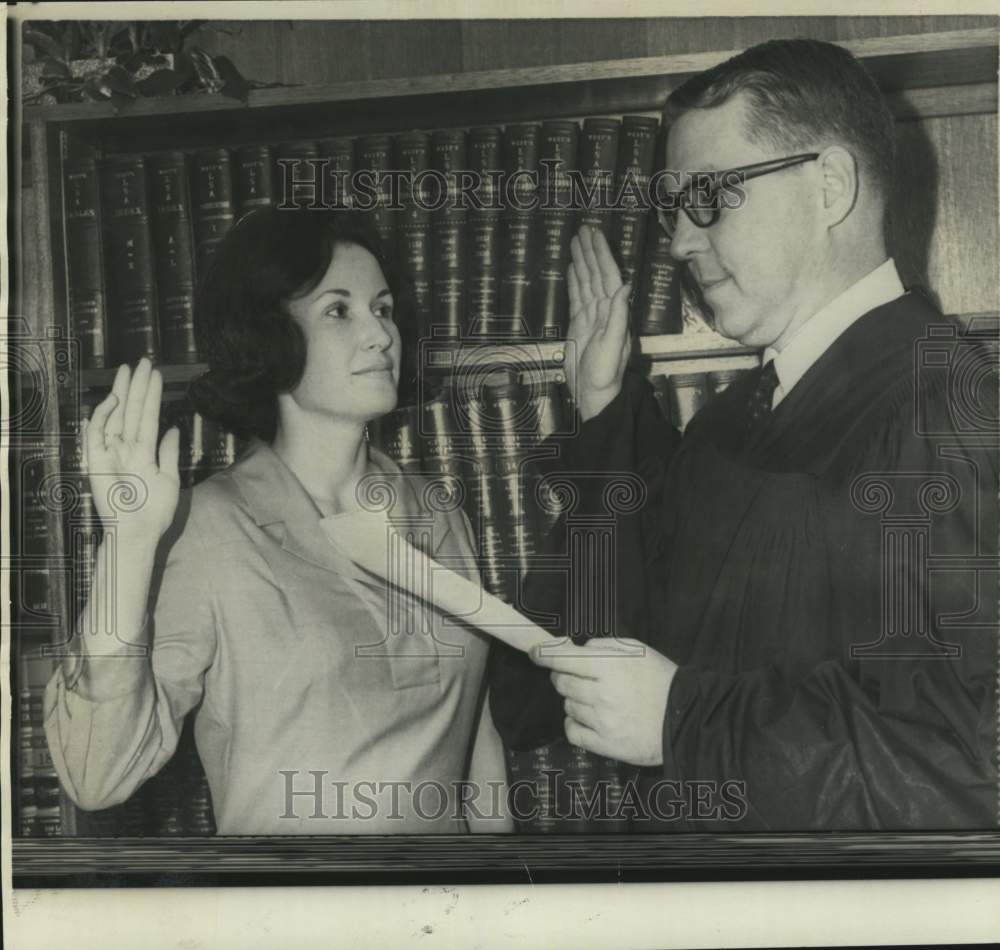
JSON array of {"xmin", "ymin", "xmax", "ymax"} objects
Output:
[{"xmin": 189, "ymin": 206, "xmax": 407, "ymax": 442}]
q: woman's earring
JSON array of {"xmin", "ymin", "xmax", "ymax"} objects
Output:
[{"xmin": 364, "ymin": 424, "xmax": 370, "ymax": 444}]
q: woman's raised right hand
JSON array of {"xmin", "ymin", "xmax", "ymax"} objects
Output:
[{"xmin": 83, "ymin": 358, "xmax": 181, "ymax": 543}]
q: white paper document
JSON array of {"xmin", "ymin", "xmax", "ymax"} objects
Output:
[{"xmin": 321, "ymin": 509, "xmax": 555, "ymax": 655}]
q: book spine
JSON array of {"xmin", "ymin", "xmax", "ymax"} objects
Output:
[
  {"xmin": 498, "ymin": 124, "xmax": 540, "ymax": 338},
  {"xmin": 171, "ymin": 405, "xmax": 201, "ymax": 489},
  {"xmin": 15, "ymin": 445, "xmax": 55, "ymax": 623},
  {"xmin": 317, "ymin": 137, "xmax": 355, "ymax": 209},
  {"xmin": 576, "ymin": 117, "xmax": 620, "ymax": 240},
  {"xmin": 177, "ymin": 719, "xmax": 216, "ymax": 836},
  {"xmin": 174, "ymin": 406, "xmax": 238, "ymax": 487},
  {"xmin": 530, "ymin": 378, "xmax": 570, "ymax": 443},
  {"xmin": 634, "ymin": 219, "xmax": 683, "ymax": 335},
  {"xmin": 430, "ymin": 129, "xmax": 468, "ymax": 340},
  {"xmin": 17, "ymin": 656, "xmax": 37, "ymax": 836},
  {"xmin": 149, "ymin": 151, "xmax": 199, "ymax": 363},
  {"xmin": 420, "ymin": 382, "xmax": 466, "ymax": 511},
  {"xmin": 478, "ymin": 517, "xmax": 511, "ymax": 604},
  {"xmin": 680, "ymin": 272, "xmax": 714, "ymax": 333},
  {"xmin": 455, "ymin": 387, "xmax": 492, "ymax": 525},
  {"xmin": 202, "ymin": 415, "xmax": 239, "ymax": 475},
  {"xmin": 533, "ymin": 120, "xmax": 579, "ymax": 340},
  {"xmin": 146, "ymin": 717, "xmax": 209, "ymax": 836},
  {"xmin": 648, "ymin": 373, "xmax": 674, "ymax": 425},
  {"xmin": 356, "ymin": 134, "xmax": 397, "ymax": 254},
  {"xmin": 372, "ymin": 404, "xmax": 423, "ymax": 477},
  {"xmin": 420, "ymin": 383, "xmax": 459, "ymax": 464},
  {"xmin": 708, "ymin": 366, "xmax": 751, "ymax": 394},
  {"xmin": 613, "ymin": 116, "xmax": 660, "ymax": 286},
  {"xmin": 26, "ymin": 653, "xmax": 62, "ymax": 835},
  {"xmin": 505, "ymin": 744, "xmax": 559, "ymax": 833},
  {"xmin": 191, "ymin": 148, "xmax": 236, "ymax": 278},
  {"xmin": 466, "ymin": 127, "xmax": 502, "ymax": 337},
  {"xmin": 62, "ymin": 149, "xmax": 108, "ymax": 369},
  {"xmin": 455, "ymin": 378, "xmax": 514, "ymax": 601},
  {"xmin": 62, "ymin": 402, "xmax": 102, "ymax": 639},
  {"xmin": 668, "ymin": 372, "xmax": 710, "ymax": 431},
  {"xmin": 276, "ymin": 139, "xmax": 322, "ymax": 209},
  {"xmin": 19, "ymin": 653, "xmax": 62, "ymax": 837},
  {"xmin": 396, "ymin": 131, "xmax": 433, "ymax": 388},
  {"xmin": 234, "ymin": 144, "xmax": 276, "ymax": 215},
  {"xmin": 561, "ymin": 741, "xmax": 600, "ymax": 832},
  {"xmin": 485, "ymin": 375, "xmax": 543, "ymax": 601},
  {"xmin": 102, "ymin": 154, "xmax": 159, "ymax": 364},
  {"xmin": 596, "ymin": 756, "xmax": 635, "ymax": 833}
]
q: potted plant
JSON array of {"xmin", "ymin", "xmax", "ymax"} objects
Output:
[{"xmin": 22, "ymin": 20, "xmax": 274, "ymax": 108}]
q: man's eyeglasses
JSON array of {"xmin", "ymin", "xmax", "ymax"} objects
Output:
[{"xmin": 656, "ymin": 152, "xmax": 819, "ymax": 239}]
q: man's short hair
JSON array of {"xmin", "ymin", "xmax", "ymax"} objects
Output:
[{"xmin": 664, "ymin": 38, "xmax": 896, "ymax": 202}]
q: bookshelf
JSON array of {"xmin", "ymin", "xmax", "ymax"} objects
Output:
[{"xmin": 11, "ymin": 24, "xmax": 999, "ymax": 849}]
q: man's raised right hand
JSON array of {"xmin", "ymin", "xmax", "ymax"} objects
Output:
[{"xmin": 566, "ymin": 225, "xmax": 633, "ymax": 423}]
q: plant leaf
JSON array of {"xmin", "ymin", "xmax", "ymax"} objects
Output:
[
  {"xmin": 109, "ymin": 25, "xmax": 132, "ymax": 55},
  {"xmin": 103, "ymin": 65, "xmax": 139, "ymax": 98},
  {"xmin": 147, "ymin": 22, "xmax": 181, "ymax": 53},
  {"xmin": 42, "ymin": 58, "xmax": 72, "ymax": 79},
  {"xmin": 23, "ymin": 29, "xmax": 66, "ymax": 62},
  {"xmin": 119, "ymin": 50, "xmax": 145, "ymax": 71},
  {"xmin": 135, "ymin": 68, "xmax": 185, "ymax": 96},
  {"xmin": 187, "ymin": 47, "xmax": 221, "ymax": 87},
  {"xmin": 173, "ymin": 51, "xmax": 196, "ymax": 81},
  {"xmin": 110, "ymin": 91, "xmax": 137, "ymax": 114},
  {"xmin": 211, "ymin": 55, "xmax": 244, "ymax": 84},
  {"xmin": 211, "ymin": 55, "xmax": 252, "ymax": 102},
  {"xmin": 82, "ymin": 76, "xmax": 110, "ymax": 101},
  {"xmin": 179, "ymin": 20, "xmax": 207, "ymax": 40}
]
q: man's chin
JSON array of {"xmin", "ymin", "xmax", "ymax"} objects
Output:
[{"xmin": 712, "ymin": 307, "xmax": 747, "ymax": 342}]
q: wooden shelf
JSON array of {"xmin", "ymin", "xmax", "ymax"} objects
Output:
[
  {"xmin": 69, "ymin": 335, "xmax": 754, "ymax": 391},
  {"xmin": 639, "ymin": 332, "xmax": 754, "ymax": 361},
  {"xmin": 73, "ymin": 362, "xmax": 207, "ymax": 393},
  {"xmin": 20, "ymin": 29, "xmax": 998, "ymax": 153},
  {"xmin": 22, "ymin": 28, "xmax": 998, "ymax": 125},
  {"xmin": 60, "ymin": 315, "xmax": 993, "ymax": 391}
]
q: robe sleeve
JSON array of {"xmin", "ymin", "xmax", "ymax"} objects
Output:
[
  {"xmin": 660, "ymin": 372, "xmax": 998, "ymax": 829},
  {"xmin": 488, "ymin": 371, "xmax": 681, "ymax": 750},
  {"xmin": 44, "ymin": 494, "xmax": 218, "ymax": 811}
]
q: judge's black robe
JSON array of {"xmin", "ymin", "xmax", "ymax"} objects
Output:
[{"xmin": 488, "ymin": 291, "xmax": 998, "ymax": 830}]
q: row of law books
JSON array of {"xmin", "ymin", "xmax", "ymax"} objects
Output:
[
  {"xmin": 651, "ymin": 366, "xmax": 754, "ymax": 432},
  {"xmin": 62, "ymin": 114, "xmax": 697, "ymax": 374},
  {"xmin": 374, "ymin": 370, "xmax": 573, "ymax": 606}
]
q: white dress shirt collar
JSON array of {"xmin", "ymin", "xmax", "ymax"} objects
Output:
[{"xmin": 762, "ymin": 258, "xmax": 905, "ymax": 409}]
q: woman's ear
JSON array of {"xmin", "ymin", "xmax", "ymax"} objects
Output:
[{"xmin": 817, "ymin": 145, "xmax": 859, "ymax": 227}]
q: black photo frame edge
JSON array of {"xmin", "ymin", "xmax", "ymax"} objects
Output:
[{"xmin": 12, "ymin": 831, "xmax": 1000, "ymax": 888}]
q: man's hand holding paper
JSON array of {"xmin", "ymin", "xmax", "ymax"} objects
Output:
[{"xmin": 530, "ymin": 637, "xmax": 678, "ymax": 767}]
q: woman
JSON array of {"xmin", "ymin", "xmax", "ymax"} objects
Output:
[{"xmin": 44, "ymin": 207, "xmax": 510, "ymax": 834}]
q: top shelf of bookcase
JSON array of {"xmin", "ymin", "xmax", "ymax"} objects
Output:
[{"xmin": 21, "ymin": 28, "xmax": 999, "ymax": 145}]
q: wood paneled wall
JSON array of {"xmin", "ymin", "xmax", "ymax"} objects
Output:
[
  {"xmin": 893, "ymin": 113, "xmax": 998, "ymax": 315},
  {"xmin": 195, "ymin": 16, "xmax": 996, "ymax": 85}
]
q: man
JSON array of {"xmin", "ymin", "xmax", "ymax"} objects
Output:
[{"xmin": 488, "ymin": 38, "xmax": 998, "ymax": 829}]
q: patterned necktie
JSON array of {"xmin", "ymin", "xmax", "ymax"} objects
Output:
[{"xmin": 746, "ymin": 359, "xmax": 780, "ymax": 430}]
